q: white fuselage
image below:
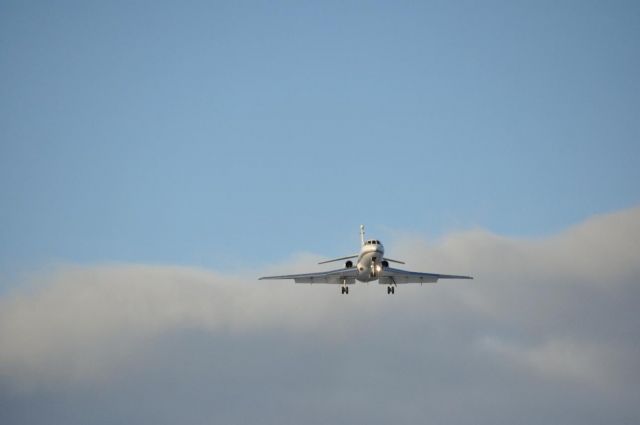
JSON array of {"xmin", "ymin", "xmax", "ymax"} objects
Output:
[{"xmin": 356, "ymin": 240, "xmax": 385, "ymax": 282}]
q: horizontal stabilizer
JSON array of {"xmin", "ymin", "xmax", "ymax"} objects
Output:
[
  {"xmin": 383, "ymin": 257, "xmax": 405, "ymax": 264},
  {"xmin": 318, "ymin": 255, "xmax": 358, "ymax": 265}
]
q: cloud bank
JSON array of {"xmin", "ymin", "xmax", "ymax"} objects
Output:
[{"xmin": 1, "ymin": 208, "xmax": 639, "ymax": 424}]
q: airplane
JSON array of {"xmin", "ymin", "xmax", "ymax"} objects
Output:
[{"xmin": 259, "ymin": 225, "xmax": 472, "ymax": 294}]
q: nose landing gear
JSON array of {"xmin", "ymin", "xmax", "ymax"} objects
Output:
[{"xmin": 387, "ymin": 286, "xmax": 395, "ymax": 295}]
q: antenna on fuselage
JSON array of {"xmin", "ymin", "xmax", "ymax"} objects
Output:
[{"xmin": 360, "ymin": 224, "xmax": 365, "ymax": 247}]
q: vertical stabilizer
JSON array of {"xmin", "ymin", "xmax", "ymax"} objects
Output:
[{"xmin": 360, "ymin": 224, "xmax": 365, "ymax": 246}]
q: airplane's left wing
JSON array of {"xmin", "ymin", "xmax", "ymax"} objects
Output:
[
  {"xmin": 259, "ymin": 267, "xmax": 358, "ymax": 284},
  {"xmin": 379, "ymin": 267, "xmax": 473, "ymax": 284}
]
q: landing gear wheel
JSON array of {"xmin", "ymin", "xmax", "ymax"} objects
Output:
[
  {"xmin": 387, "ymin": 286, "xmax": 395, "ymax": 294},
  {"xmin": 341, "ymin": 286, "xmax": 349, "ymax": 295}
]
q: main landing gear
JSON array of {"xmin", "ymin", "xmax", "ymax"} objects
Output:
[
  {"xmin": 387, "ymin": 286, "xmax": 395, "ymax": 295},
  {"xmin": 341, "ymin": 286, "xmax": 349, "ymax": 295}
]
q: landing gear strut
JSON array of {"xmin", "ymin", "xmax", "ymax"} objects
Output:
[{"xmin": 387, "ymin": 286, "xmax": 395, "ymax": 295}]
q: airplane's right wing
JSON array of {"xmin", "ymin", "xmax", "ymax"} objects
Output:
[
  {"xmin": 379, "ymin": 267, "xmax": 473, "ymax": 284},
  {"xmin": 259, "ymin": 267, "xmax": 358, "ymax": 284}
]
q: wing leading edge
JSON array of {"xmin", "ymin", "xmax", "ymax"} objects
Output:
[
  {"xmin": 379, "ymin": 267, "xmax": 473, "ymax": 285},
  {"xmin": 259, "ymin": 267, "xmax": 358, "ymax": 284}
]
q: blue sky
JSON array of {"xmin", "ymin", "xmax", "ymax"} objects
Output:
[{"xmin": 1, "ymin": 0, "xmax": 639, "ymax": 281}]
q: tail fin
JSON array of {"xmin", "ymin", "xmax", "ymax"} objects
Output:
[{"xmin": 360, "ymin": 224, "xmax": 365, "ymax": 246}]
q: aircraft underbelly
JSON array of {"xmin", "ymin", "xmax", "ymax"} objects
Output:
[{"xmin": 356, "ymin": 251, "xmax": 383, "ymax": 282}]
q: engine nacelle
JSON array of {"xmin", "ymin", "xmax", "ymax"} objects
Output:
[
  {"xmin": 381, "ymin": 260, "xmax": 389, "ymax": 268},
  {"xmin": 345, "ymin": 260, "xmax": 353, "ymax": 268}
]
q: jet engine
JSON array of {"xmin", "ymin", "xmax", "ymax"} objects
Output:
[
  {"xmin": 345, "ymin": 260, "xmax": 353, "ymax": 268},
  {"xmin": 381, "ymin": 260, "xmax": 389, "ymax": 268}
]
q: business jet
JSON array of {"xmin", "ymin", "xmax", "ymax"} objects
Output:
[{"xmin": 259, "ymin": 225, "xmax": 472, "ymax": 294}]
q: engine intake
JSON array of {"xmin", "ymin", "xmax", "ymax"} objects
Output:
[
  {"xmin": 345, "ymin": 260, "xmax": 353, "ymax": 268},
  {"xmin": 381, "ymin": 260, "xmax": 389, "ymax": 268}
]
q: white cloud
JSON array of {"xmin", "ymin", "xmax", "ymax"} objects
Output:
[
  {"xmin": 478, "ymin": 336, "xmax": 625, "ymax": 386},
  {"xmin": 1, "ymin": 207, "xmax": 639, "ymax": 424},
  {"xmin": 0, "ymin": 262, "xmax": 396, "ymax": 389}
]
